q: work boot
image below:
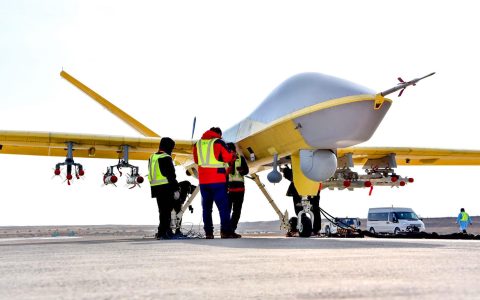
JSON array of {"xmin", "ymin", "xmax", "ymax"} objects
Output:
[
  {"xmin": 231, "ymin": 232, "xmax": 242, "ymax": 238},
  {"xmin": 158, "ymin": 233, "xmax": 172, "ymax": 240},
  {"xmin": 221, "ymin": 231, "xmax": 241, "ymax": 239},
  {"xmin": 205, "ymin": 233, "xmax": 214, "ymax": 239}
]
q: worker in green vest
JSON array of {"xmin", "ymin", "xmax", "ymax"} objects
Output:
[
  {"xmin": 456, "ymin": 208, "xmax": 473, "ymax": 233},
  {"xmin": 226, "ymin": 143, "xmax": 249, "ymax": 236},
  {"xmin": 149, "ymin": 137, "xmax": 180, "ymax": 240}
]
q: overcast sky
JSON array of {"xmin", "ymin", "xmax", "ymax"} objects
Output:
[{"xmin": 1, "ymin": 0, "xmax": 479, "ymax": 226}]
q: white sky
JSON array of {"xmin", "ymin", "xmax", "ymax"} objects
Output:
[{"xmin": 1, "ymin": 0, "xmax": 479, "ymax": 226}]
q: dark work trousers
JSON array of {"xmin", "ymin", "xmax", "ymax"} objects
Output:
[
  {"xmin": 200, "ymin": 183, "xmax": 232, "ymax": 234},
  {"xmin": 292, "ymin": 194, "xmax": 321, "ymax": 234},
  {"xmin": 228, "ymin": 191, "xmax": 245, "ymax": 231},
  {"xmin": 156, "ymin": 196, "xmax": 174, "ymax": 237}
]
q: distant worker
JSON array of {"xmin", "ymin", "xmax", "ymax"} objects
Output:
[
  {"xmin": 149, "ymin": 137, "xmax": 180, "ymax": 240},
  {"xmin": 282, "ymin": 165, "xmax": 321, "ymax": 236},
  {"xmin": 456, "ymin": 208, "xmax": 473, "ymax": 234},
  {"xmin": 226, "ymin": 143, "xmax": 249, "ymax": 236},
  {"xmin": 193, "ymin": 127, "xmax": 238, "ymax": 239}
]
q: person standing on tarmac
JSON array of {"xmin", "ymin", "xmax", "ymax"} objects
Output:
[
  {"xmin": 456, "ymin": 208, "xmax": 473, "ymax": 234},
  {"xmin": 148, "ymin": 137, "xmax": 180, "ymax": 240},
  {"xmin": 226, "ymin": 143, "xmax": 249, "ymax": 236},
  {"xmin": 193, "ymin": 127, "xmax": 239, "ymax": 239}
]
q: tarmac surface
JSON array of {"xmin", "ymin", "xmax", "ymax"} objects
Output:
[{"xmin": 1, "ymin": 235, "xmax": 480, "ymax": 299}]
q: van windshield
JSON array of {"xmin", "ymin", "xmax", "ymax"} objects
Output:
[{"xmin": 395, "ymin": 212, "xmax": 419, "ymax": 221}]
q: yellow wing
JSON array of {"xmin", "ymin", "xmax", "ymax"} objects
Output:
[
  {"xmin": 338, "ymin": 147, "xmax": 480, "ymax": 166},
  {"xmin": 0, "ymin": 130, "xmax": 194, "ymax": 164}
]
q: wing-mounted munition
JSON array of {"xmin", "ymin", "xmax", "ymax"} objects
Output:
[
  {"xmin": 324, "ymin": 153, "xmax": 414, "ymax": 195},
  {"xmin": 103, "ymin": 145, "xmax": 144, "ymax": 188},
  {"xmin": 52, "ymin": 142, "xmax": 85, "ymax": 185}
]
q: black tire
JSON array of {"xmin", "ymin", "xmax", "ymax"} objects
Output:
[
  {"xmin": 325, "ymin": 226, "xmax": 331, "ymax": 237},
  {"xmin": 299, "ymin": 217, "xmax": 313, "ymax": 237},
  {"xmin": 288, "ymin": 217, "xmax": 298, "ymax": 233},
  {"xmin": 394, "ymin": 227, "xmax": 401, "ymax": 235},
  {"xmin": 369, "ymin": 227, "xmax": 376, "ymax": 235}
]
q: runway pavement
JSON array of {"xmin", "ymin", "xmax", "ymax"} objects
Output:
[{"xmin": 1, "ymin": 235, "xmax": 479, "ymax": 299}]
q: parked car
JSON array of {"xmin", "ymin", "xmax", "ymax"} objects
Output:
[{"xmin": 323, "ymin": 217, "xmax": 362, "ymax": 236}]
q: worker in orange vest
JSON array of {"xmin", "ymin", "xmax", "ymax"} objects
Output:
[{"xmin": 193, "ymin": 127, "xmax": 238, "ymax": 239}]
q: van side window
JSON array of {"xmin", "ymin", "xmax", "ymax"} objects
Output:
[
  {"xmin": 390, "ymin": 212, "xmax": 398, "ymax": 222},
  {"xmin": 368, "ymin": 212, "xmax": 389, "ymax": 221}
]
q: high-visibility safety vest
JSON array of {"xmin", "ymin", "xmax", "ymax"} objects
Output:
[
  {"xmin": 148, "ymin": 153, "xmax": 170, "ymax": 186},
  {"xmin": 229, "ymin": 156, "xmax": 244, "ymax": 182},
  {"xmin": 461, "ymin": 212, "xmax": 470, "ymax": 222},
  {"xmin": 196, "ymin": 138, "xmax": 226, "ymax": 168}
]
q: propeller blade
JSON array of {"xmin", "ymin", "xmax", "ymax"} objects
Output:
[{"xmin": 191, "ymin": 116, "xmax": 197, "ymax": 140}]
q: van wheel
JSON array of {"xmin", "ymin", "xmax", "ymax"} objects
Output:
[
  {"xmin": 325, "ymin": 226, "xmax": 331, "ymax": 237},
  {"xmin": 299, "ymin": 217, "xmax": 313, "ymax": 238},
  {"xmin": 369, "ymin": 227, "xmax": 376, "ymax": 235},
  {"xmin": 394, "ymin": 227, "xmax": 401, "ymax": 235}
]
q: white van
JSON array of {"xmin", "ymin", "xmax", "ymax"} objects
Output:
[{"xmin": 367, "ymin": 207, "xmax": 425, "ymax": 235}]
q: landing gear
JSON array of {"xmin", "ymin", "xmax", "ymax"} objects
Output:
[
  {"xmin": 299, "ymin": 216, "xmax": 312, "ymax": 237},
  {"xmin": 297, "ymin": 198, "xmax": 314, "ymax": 237}
]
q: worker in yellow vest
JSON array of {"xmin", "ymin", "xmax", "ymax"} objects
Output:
[
  {"xmin": 456, "ymin": 208, "xmax": 473, "ymax": 233},
  {"xmin": 149, "ymin": 137, "xmax": 180, "ymax": 240},
  {"xmin": 192, "ymin": 127, "xmax": 237, "ymax": 239},
  {"xmin": 227, "ymin": 143, "xmax": 249, "ymax": 236},
  {"xmin": 226, "ymin": 143, "xmax": 249, "ymax": 236}
]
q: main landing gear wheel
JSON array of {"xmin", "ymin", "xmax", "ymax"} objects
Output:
[
  {"xmin": 369, "ymin": 227, "xmax": 376, "ymax": 235},
  {"xmin": 299, "ymin": 217, "xmax": 313, "ymax": 238}
]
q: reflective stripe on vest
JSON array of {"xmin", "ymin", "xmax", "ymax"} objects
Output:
[
  {"xmin": 148, "ymin": 153, "xmax": 170, "ymax": 186},
  {"xmin": 461, "ymin": 212, "xmax": 469, "ymax": 222},
  {"xmin": 229, "ymin": 156, "xmax": 244, "ymax": 182},
  {"xmin": 196, "ymin": 138, "xmax": 226, "ymax": 168}
]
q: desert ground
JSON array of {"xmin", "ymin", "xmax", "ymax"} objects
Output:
[{"xmin": 1, "ymin": 218, "xmax": 479, "ymax": 299}]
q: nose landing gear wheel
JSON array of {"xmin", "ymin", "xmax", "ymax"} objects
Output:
[{"xmin": 299, "ymin": 217, "xmax": 313, "ymax": 237}]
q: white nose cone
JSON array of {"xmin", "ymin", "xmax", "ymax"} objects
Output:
[{"xmin": 300, "ymin": 149, "xmax": 337, "ymax": 182}]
